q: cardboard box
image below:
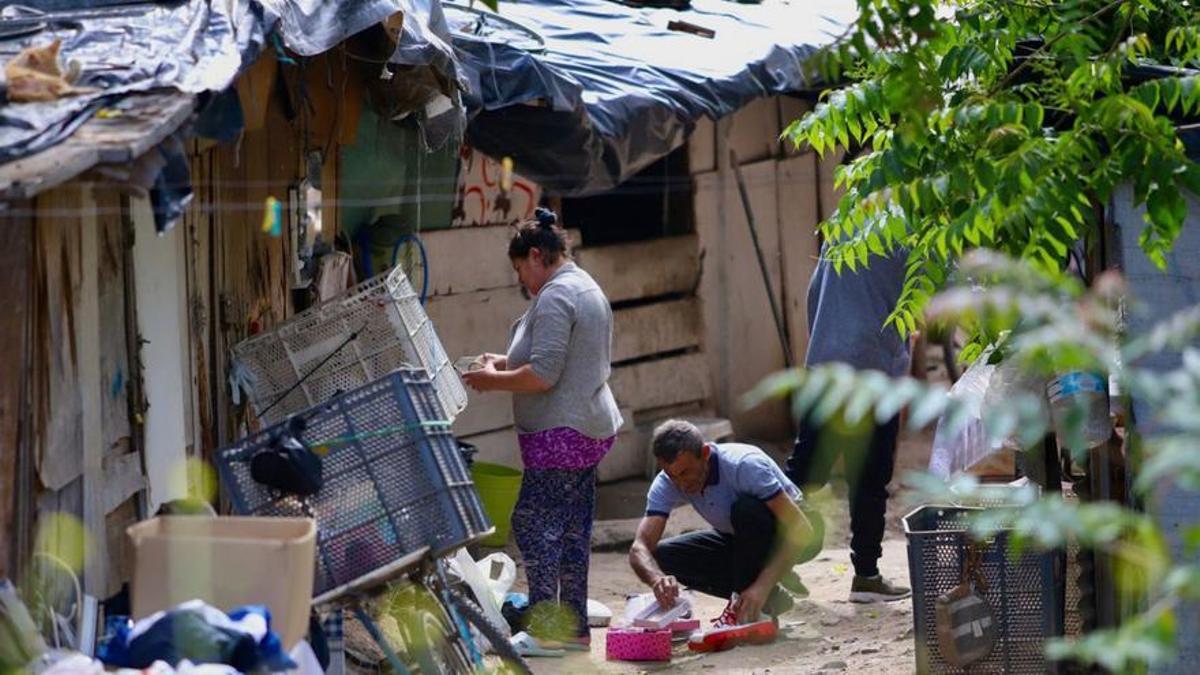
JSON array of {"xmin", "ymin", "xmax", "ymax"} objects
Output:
[{"xmin": 127, "ymin": 516, "xmax": 316, "ymax": 649}]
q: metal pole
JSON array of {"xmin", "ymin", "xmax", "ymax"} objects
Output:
[{"xmin": 728, "ymin": 149, "xmax": 794, "ymax": 368}]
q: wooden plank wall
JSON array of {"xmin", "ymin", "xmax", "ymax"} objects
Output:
[
  {"xmin": 0, "ymin": 209, "xmax": 33, "ymax": 577},
  {"xmin": 693, "ymin": 97, "xmax": 822, "ymax": 442},
  {"xmin": 22, "ymin": 184, "xmax": 147, "ymax": 596}
]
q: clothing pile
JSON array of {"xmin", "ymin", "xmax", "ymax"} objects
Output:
[{"xmin": 96, "ymin": 600, "xmax": 297, "ymax": 672}]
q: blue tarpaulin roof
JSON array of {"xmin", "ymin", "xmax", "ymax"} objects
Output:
[{"xmin": 453, "ymin": 0, "xmax": 857, "ymax": 195}]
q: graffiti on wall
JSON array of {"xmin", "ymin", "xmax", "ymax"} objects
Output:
[{"xmin": 451, "ymin": 146, "xmax": 541, "ymax": 227}]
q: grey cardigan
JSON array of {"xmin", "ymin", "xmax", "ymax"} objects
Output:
[{"xmin": 506, "ymin": 262, "xmax": 624, "ymax": 439}]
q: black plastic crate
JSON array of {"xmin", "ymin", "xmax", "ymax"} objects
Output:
[
  {"xmin": 904, "ymin": 505, "xmax": 1065, "ymax": 674},
  {"xmin": 216, "ymin": 369, "xmax": 492, "ymax": 603}
]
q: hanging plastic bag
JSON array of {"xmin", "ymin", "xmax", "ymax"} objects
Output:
[
  {"xmin": 983, "ymin": 357, "xmax": 1050, "ymax": 452},
  {"xmin": 929, "ymin": 360, "xmax": 994, "ymax": 479}
]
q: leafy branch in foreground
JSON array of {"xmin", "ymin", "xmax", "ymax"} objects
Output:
[
  {"xmin": 750, "ymin": 250, "xmax": 1200, "ymax": 672},
  {"xmin": 787, "ymin": 0, "xmax": 1200, "ymax": 334}
]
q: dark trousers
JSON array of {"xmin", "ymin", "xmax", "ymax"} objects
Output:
[
  {"xmin": 511, "ymin": 466, "xmax": 596, "ymax": 637},
  {"xmin": 653, "ymin": 496, "xmax": 820, "ymax": 600},
  {"xmin": 787, "ymin": 413, "xmax": 900, "ymax": 578}
]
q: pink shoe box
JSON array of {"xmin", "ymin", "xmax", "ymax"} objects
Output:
[{"xmin": 605, "ymin": 627, "xmax": 673, "ymax": 662}]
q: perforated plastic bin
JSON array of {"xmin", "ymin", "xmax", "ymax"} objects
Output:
[
  {"xmin": 903, "ymin": 505, "xmax": 1065, "ymax": 674},
  {"xmin": 231, "ymin": 265, "xmax": 467, "ymax": 427},
  {"xmin": 215, "ymin": 369, "xmax": 491, "ymax": 603}
]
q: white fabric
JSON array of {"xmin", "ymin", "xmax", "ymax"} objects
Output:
[{"xmin": 127, "ymin": 600, "xmax": 268, "ymax": 643}]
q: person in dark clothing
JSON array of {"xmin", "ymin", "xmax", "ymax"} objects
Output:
[{"xmin": 786, "ymin": 244, "xmax": 911, "ymax": 602}]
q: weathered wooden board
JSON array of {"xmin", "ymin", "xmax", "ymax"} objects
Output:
[
  {"xmin": 453, "ymin": 390, "xmax": 515, "ymax": 438},
  {"xmin": 596, "ymin": 428, "xmax": 648, "ymax": 483},
  {"xmin": 423, "ymin": 225, "xmax": 520, "ymax": 297},
  {"xmin": 422, "ymin": 226, "xmax": 582, "ymax": 298},
  {"xmin": 425, "ymin": 287, "xmax": 526, "ymax": 437},
  {"xmin": 96, "ymin": 191, "xmax": 132, "ymax": 457},
  {"xmin": 612, "ymin": 298, "xmax": 701, "ymax": 363},
  {"xmin": 728, "ymin": 97, "xmax": 782, "ymax": 165},
  {"xmin": 777, "ymin": 154, "xmax": 822, "ymax": 365},
  {"xmin": 0, "ymin": 208, "xmax": 32, "ymax": 577},
  {"xmin": 817, "ymin": 149, "xmax": 845, "ymax": 222},
  {"xmin": 689, "ymin": 115, "xmax": 717, "ymax": 174},
  {"xmin": 0, "ymin": 93, "xmax": 195, "ymax": 200},
  {"xmin": 610, "ymin": 352, "xmax": 712, "ymax": 414},
  {"xmin": 79, "ymin": 186, "xmax": 108, "ymax": 595},
  {"xmin": 694, "ymin": 159, "xmax": 791, "ymax": 439},
  {"xmin": 425, "ymin": 286, "xmax": 527, "ymax": 359},
  {"xmin": 34, "ymin": 187, "xmax": 84, "ymax": 491},
  {"xmin": 575, "ymin": 235, "xmax": 700, "ymax": 304},
  {"xmin": 778, "ymin": 97, "xmax": 812, "ymax": 158}
]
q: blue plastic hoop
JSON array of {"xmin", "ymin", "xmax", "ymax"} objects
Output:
[{"xmin": 391, "ymin": 233, "xmax": 430, "ymax": 305}]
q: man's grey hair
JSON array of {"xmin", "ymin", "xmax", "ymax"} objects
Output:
[{"xmin": 651, "ymin": 419, "xmax": 705, "ymax": 464}]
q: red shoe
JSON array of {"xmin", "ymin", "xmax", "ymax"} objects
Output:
[{"xmin": 686, "ymin": 597, "xmax": 778, "ymax": 653}]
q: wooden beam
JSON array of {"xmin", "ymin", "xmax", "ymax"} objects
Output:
[
  {"xmin": 728, "ymin": 97, "xmax": 782, "ymax": 165},
  {"xmin": 425, "ymin": 287, "xmax": 526, "ymax": 437},
  {"xmin": 79, "ymin": 186, "xmax": 109, "ymax": 595},
  {"xmin": 0, "ymin": 93, "xmax": 195, "ymax": 200},
  {"xmin": 777, "ymin": 154, "xmax": 821, "ymax": 365},
  {"xmin": 423, "ymin": 225, "xmax": 518, "ymax": 297},
  {"xmin": 0, "ymin": 208, "xmax": 32, "ymax": 577},
  {"xmin": 421, "ymin": 226, "xmax": 581, "ymax": 299},
  {"xmin": 612, "ymin": 298, "xmax": 701, "ymax": 363},
  {"xmin": 424, "ymin": 286, "xmax": 527, "ymax": 360},
  {"xmin": 610, "ymin": 352, "xmax": 712, "ymax": 414},
  {"xmin": 575, "ymin": 235, "xmax": 700, "ymax": 304}
]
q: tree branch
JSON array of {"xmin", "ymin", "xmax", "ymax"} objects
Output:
[{"xmin": 989, "ymin": 0, "xmax": 1129, "ymax": 96}]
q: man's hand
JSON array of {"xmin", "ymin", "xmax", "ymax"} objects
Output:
[
  {"xmin": 733, "ymin": 582, "xmax": 770, "ymax": 623},
  {"xmin": 652, "ymin": 574, "xmax": 680, "ymax": 608}
]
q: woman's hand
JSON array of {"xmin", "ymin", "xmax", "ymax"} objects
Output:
[
  {"xmin": 461, "ymin": 363, "xmax": 500, "ymax": 392},
  {"xmin": 480, "ymin": 353, "xmax": 508, "ymax": 370}
]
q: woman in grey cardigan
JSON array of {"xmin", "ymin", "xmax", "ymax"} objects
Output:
[{"xmin": 462, "ymin": 208, "xmax": 623, "ymax": 648}]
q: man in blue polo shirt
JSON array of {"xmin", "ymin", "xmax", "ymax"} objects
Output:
[{"xmin": 629, "ymin": 420, "xmax": 821, "ymax": 640}]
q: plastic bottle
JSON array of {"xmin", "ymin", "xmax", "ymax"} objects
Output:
[{"xmin": 1046, "ymin": 372, "xmax": 1111, "ymax": 450}]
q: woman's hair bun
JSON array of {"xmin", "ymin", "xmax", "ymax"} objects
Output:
[{"xmin": 535, "ymin": 207, "xmax": 558, "ymax": 229}]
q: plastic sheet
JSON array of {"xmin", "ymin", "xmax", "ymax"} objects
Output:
[
  {"xmin": 0, "ymin": 0, "xmax": 267, "ymax": 163},
  {"xmin": 453, "ymin": 0, "xmax": 858, "ymax": 194}
]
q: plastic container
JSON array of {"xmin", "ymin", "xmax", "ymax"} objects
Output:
[
  {"xmin": 231, "ymin": 265, "xmax": 467, "ymax": 427},
  {"xmin": 903, "ymin": 505, "xmax": 1064, "ymax": 674},
  {"xmin": 127, "ymin": 516, "xmax": 316, "ymax": 649},
  {"xmin": 215, "ymin": 369, "xmax": 491, "ymax": 602},
  {"xmin": 471, "ymin": 462, "xmax": 523, "ymax": 547},
  {"xmin": 1046, "ymin": 372, "xmax": 1110, "ymax": 450}
]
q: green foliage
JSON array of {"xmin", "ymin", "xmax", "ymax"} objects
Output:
[
  {"xmin": 751, "ymin": 251, "xmax": 1200, "ymax": 671},
  {"xmin": 785, "ymin": 0, "xmax": 1200, "ymax": 334}
]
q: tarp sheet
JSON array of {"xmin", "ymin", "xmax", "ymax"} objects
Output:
[
  {"xmin": 0, "ymin": 0, "xmax": 464, "ymax": 165},
  {"xmin": 261, "ymin": 0, "xmax": 461, "ymax": 87},
  {"xmin": 453, "ymin": 0, "xmax": 857, "ymax": 195},
  {"xmin": 0, "ymin": 0, "xmax": 266, "ymax": 163}
]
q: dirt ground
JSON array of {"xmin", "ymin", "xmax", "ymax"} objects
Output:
[{"xmin": 507, "ymin": 428, "xmax": 936, "ymax": 675}]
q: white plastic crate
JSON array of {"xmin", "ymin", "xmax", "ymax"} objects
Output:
[{"xmin": 232, "ymin": 266, "xmax": 467, "ymax": 426}]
